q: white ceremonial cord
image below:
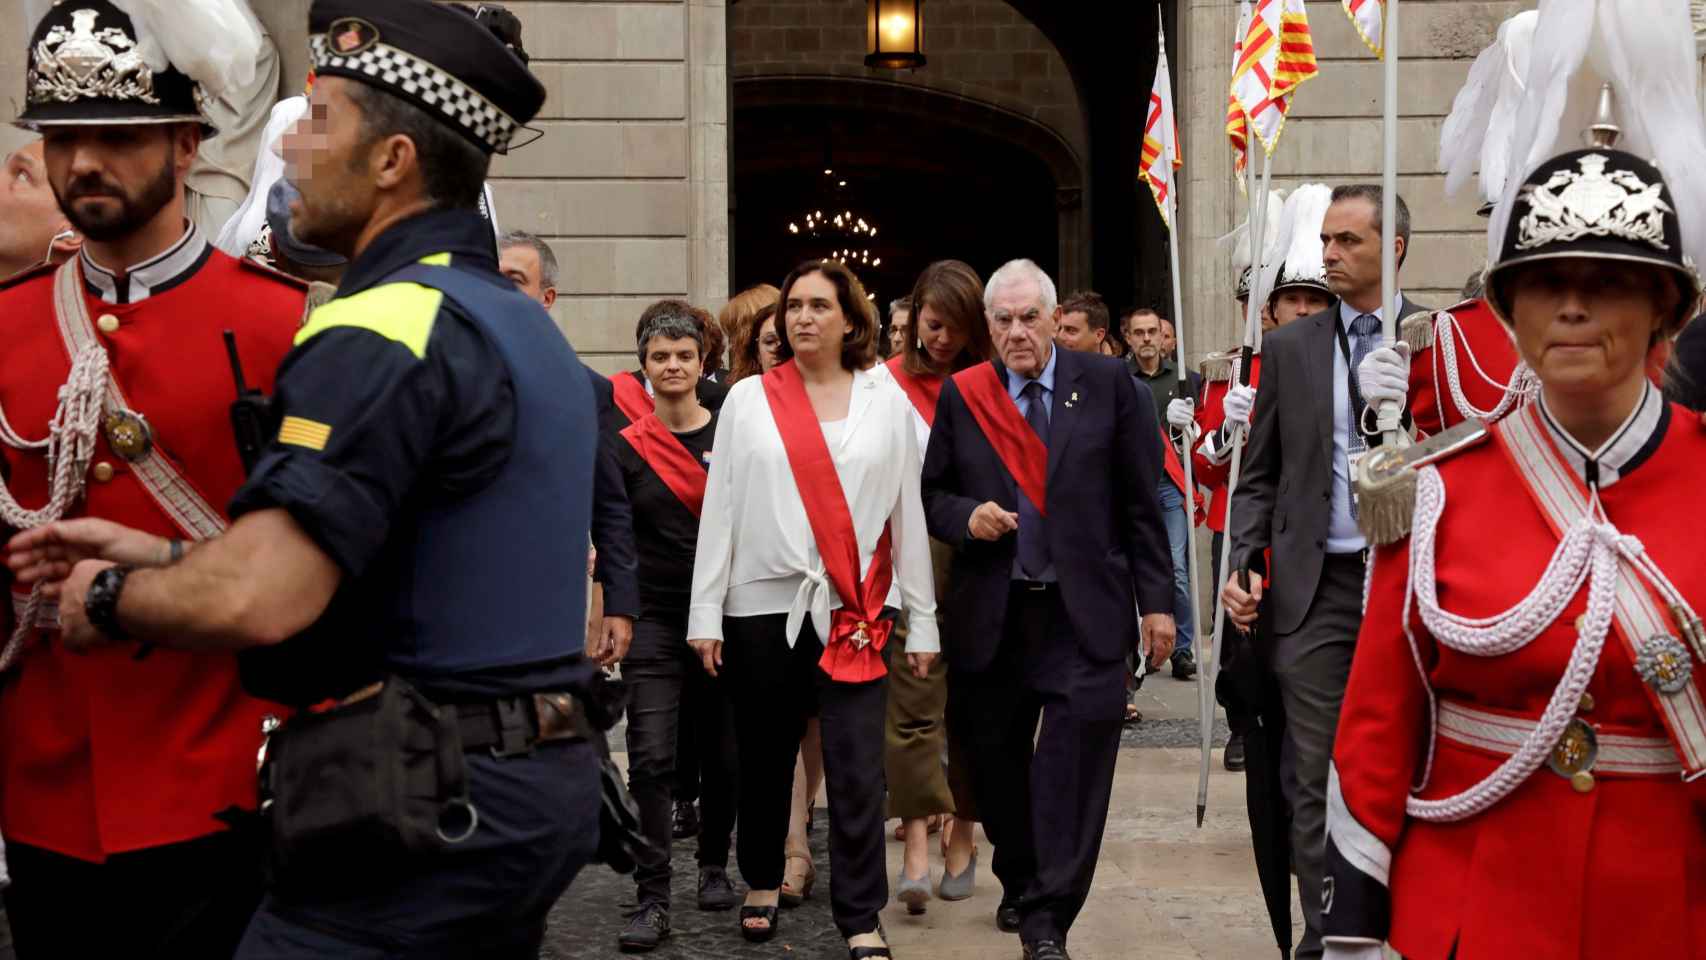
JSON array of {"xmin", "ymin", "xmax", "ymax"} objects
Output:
[
  {"xmin": 0, "ymin": 345, "xmax": 110, "ymax": 672},
  {"xmin": 1402, "ymin": 465, "xmax": 1630, "ymax": 822},
  {"xmin": 1435, "ymin": 311, "xmax": 1538, "ymax": 422}
]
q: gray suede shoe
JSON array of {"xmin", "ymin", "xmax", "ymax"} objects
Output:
[
  {"xmin": 895, "ymin": 868, "xmax": 932, "ymax": 915},
  {"xmin": 936, "ymin": 849, "xmax": 977, "ymax": 901}
]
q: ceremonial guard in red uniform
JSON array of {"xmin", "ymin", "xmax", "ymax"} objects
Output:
[
  {"xmin": 1323, "ymin": 9, "xmax": 1706, "ymax": 954},
  {"xmin": 0, "ymin": 2, "xmax": 303, "ymax": 954}
]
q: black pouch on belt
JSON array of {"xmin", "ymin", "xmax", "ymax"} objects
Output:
[{"xmin": 261, "ymin": 675, "xmax": 477, "ymax": 884}]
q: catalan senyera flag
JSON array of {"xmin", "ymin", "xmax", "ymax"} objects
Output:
[
  {"xmin": 1225, "ymin": 1, "xmax": 1251, "ymax": 176},
  {"xmin": 1231, "ymin": 0, "xmax": 1319, "ymax": 156},
  {"xmin": 1140, "ymin": 24, "xmax": 1183, "ymax": 228},
  {"xmin": 1343, "ymin": 0, "xmax": 1384, "ymax": 58}
]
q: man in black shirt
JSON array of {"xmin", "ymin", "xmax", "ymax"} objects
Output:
[{"xmin": 613, "ymin": 309, "xmax": 740, "ymax": 951}]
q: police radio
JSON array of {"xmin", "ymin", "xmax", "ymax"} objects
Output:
[{"xmin": 223, "ymin": 330, "xmax": 272, "ymax": 476}]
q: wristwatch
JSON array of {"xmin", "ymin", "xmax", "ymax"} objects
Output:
[{"xmin": 85, "ymin": 564, "xmax": 137, "ymax": 643}]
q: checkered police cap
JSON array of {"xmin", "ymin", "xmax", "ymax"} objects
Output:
[{"xmin": 309, "ymin": 0, "xmax": 545, "ymax": 155}]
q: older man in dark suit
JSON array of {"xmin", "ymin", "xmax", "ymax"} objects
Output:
[
  {"xmin": 1221, "ymin": 184, "xmax": 1423, "ymax": 960},
  {"xmin": 923, "ymin": 258, "xmax": 1176, "ymax": 960}
]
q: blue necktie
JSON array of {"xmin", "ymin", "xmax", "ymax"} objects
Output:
[
  {"xmin": 1017, "ymin": 380, "xmax": 1051, "ymax": 579},
  {"xmin": 1347, "ymin": 313, "xmax": 1381, "ymax": 518}
]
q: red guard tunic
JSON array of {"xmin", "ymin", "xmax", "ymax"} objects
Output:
[
  {"xmin": 1325, "ymin": 393, "xmax": 1706, "ymax": 959},
  {"xmin": 1403, "ymin": 298, "xmax": 1523, "ymax": 436},
  {"xmin": 0, "ymin": 242, "xmax": 303, "ymax": 862},
  {"xmin": 1193, "ymin": 352, "xmax": 1260, "ymax": 534}
]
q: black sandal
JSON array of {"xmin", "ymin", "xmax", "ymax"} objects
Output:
[
  {"xmin": 740, "ymin": 904, "xmax": 779, "ymax": 943},
  {"xmin": 849, "ymin": 945, "xmax": 894, "ymax": 958}
]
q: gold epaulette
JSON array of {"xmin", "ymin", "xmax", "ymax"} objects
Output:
[
  {"xmin": 1398, "ymin": 310, "xmax": 1437, "ymax": 351},
  {"xmin": 1199, "ymin": 349, "xmax": 1239, "ymax": 383},
  {"xmin": 1355, "ymin": 418, "xmax": 1490, "ymax": 546}
]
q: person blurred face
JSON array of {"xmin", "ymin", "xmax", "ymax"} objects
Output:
[
  {"xmin": 785, "ymin": 270, "xmax": 848, "ymax": 365},
  {"xmin": 1507, "ymin": 258, "xmax": 1672, "ymax": 402},
  {"xmin": 757, "ymin": 315, "xmax": 782, "ymax": 372},
  {"xmin": 916, "ymin": 301, "xmax": 967, "ymax": 368},
  {"xmin": 1054, "ymin": 310, "xmax": 1104, "ymax": 353},
  {"xmin": 282, "ymin": 76, "xmax": 379, "ymax": 257},
  {"xmin": 1127, "ymin": 312, "xmax": 1163, "ymax": 363},
  {"xmin": 889, "ymin": 307, "xmax": 910, "ymax": 355},
  {"xmin": 641, "ymin": 334, "xmax": 703, "ymax": 400},
  {"xmin": 0, "ymin": 141, "xmax": 76, "ymax": 273},
  {"xmin": 1159, "ymin": 318, "xmax": 1177, "ymax": 354},
  {"xmin": 1322, "ymin": 196, "xmax": 1403, "ymax": 308},
  {"xmin": 988, "ymin": 275, "xmax": 1054, "ymax": 378},
  {"xmin": 1272, "ymin": 288, "xmax": 1333, "ymax": 327},
  {"xmin": 499, "ymin": 243, "xmax": 555, "ymax": 308},
  {"xmin": 41, "ymin": 123, "xmax": 191, "ymax": 243}
]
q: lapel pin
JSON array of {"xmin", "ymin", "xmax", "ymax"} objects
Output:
[{"xmin": 1065, "ymin": 391, "xmax": 1079, "ymax": 408}]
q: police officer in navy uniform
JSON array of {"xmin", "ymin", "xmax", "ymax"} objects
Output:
[{"xmin": 5, "ymin": 0, "xmax": 604, "ymax": 955}]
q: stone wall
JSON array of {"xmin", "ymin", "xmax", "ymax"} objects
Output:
[
  {"xmin": 1179, "ymin": 1, "xmax": 1529, "ymax": 362},
  {"xmin": 1, "ymin": 2, "xmax": 728, "ymax": 375}
]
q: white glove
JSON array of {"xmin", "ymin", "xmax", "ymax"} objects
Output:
[
  {"xmin": 1357, "ymin": 343, "xmax": 1411, "ymax": 409},
  {"xmin": 1165, "ymin": 397, "xmax": 1196, "ymax": 431},
  {"xmin": 1221, "ymin": 383, "xmax": 1256, "ymax": 428},
  {"xmin": 1322, "ymin": 942, "xmax": 1385, "ymax": 960}
]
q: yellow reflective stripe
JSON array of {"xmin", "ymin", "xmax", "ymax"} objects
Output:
[
  {"xmin": 418, "ymin": 252, "xmax": 451, "ymax": 266},
  {"xmin": 277, "ymin": 416, "xmax": 333, "ymax": 451},
  {"xmin": 296, "ymin": 281, "xmax": 441, "ymax": 359}
]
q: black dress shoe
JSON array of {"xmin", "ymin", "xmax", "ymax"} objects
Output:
[
  {"xmin": 618, "ymin": 902, "xmax": 671, "ymax": 953},
  {"xmin": 1223, "ymin": 732, "xmax": 1248, "ymax": 772},
  {"xmin": 697, "ymin": 865, "xmax": 740, "ymax": 911},
  {"xmin": 672, "ymin": 800, "xmax": 700, "ymax": 840},
  {"xmin": 996, "ymin": 902, "xmax": 1022, "ymax": 933},
  {"xmin": 1171, "ymin": 649, "xmax": 1198, "ymax": 680},
  {"xmin": 1021, "ymin": 940, "xmax": 1070, "ymax": 960}
]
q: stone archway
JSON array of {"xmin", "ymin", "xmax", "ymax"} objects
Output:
[{"xmin": 732, "ymin": 74, "xmax": 1088, "ymax": 295}]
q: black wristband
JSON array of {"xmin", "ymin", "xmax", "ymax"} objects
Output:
[{"xmin": 85, "ymin": 564, "xmax": 136, "ymax": 643}]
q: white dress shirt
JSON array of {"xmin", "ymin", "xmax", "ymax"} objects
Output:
[
  {"xmin": 688, "ymin": 367, "xmax": 939, "ymax": 653},
  {"xmin": 869, "ymin": 362, "xmax": 931, "ymax": 458}
]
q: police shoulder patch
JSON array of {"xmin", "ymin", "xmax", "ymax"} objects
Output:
[
  {"xmin": 295, "ymin": 281, "xmax": 442, "ymax": 360},
  {"xmin": 278, "ymin": 416, "xmax": 333, "ymax": 451}
]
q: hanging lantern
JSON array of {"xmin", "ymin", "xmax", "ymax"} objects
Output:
[{"xmin": 865, "ymin": 0, "xmax": 924, "ymax": 69}]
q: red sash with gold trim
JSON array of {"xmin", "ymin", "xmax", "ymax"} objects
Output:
[
  {"xmin": 611, "ymin": 370, "xmax": 653, "ymax": 423},
  {"xmin": 619, "ymin": 413, "xmax": 708, "ymax": 517},
  {"xmin": 762, "ymin": 361, "xmax": 893, "ymax": 683},
  {"xmin": 885, "ymin": 356, "xmax": 942, "ymax": 428},
  {"xmin": 951, "ymin": 362, "xmax": 1047, "ymax": 516}
]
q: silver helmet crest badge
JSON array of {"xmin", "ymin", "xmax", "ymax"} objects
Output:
[
  {"xmin": 1515, "ymin": 152, "xmax": 1674, "ymax": 253},
  {"xmin": 28, "ymin": 8, "xmax": 159, "ymax": 107}
]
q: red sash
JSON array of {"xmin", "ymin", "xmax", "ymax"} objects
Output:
[
  {"xmin": 951, "ymin": 362, "xmax": 1048, "ymax": 516},
  {"xmin": 1160, "ymin": 423, "xmax": 1206, "ymax": 523},
  {"xmin": 885, "ymin": 355, "xmax": 943, "ymax": 428},
  {"xmin": 761, "ymin": 361, "xmax": 894, "ymax": 683},
  {"xmin": 619, "ymin": 413, "xmax": 708, "ymax": 517},
  {"xmin": 611, "ymin": 370, "xmax": 653, "ymax": 423}
]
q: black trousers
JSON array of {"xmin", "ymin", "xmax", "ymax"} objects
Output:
[
  {"xmin": 947, "ymin": 584, "xmax": 1126, "ymax": 945},
  {"xmin": 723, "ymin": 612, "xmax": 888, "ymax": 939},
  {"xmin": 626, "ymin": 614, "xmax": 738, "ymax": 905},
  {"xmin": 6, "ymin": 829, "xmax": 264, "ymax": 959}
]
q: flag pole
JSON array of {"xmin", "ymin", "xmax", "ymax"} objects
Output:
[
  {"xmin": 1376, "ymin": 0, "xmax": 1403, "ymax": 444},
  {"xmin": 1197, "ymin": 143, "xmax": 1271, "ymax": 828}
]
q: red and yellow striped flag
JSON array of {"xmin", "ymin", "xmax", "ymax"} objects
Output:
[
  {"xmin": 1225, "ymin": 1, "xmax": 1251, "ymax": 176},
  {"xmin": 1342, "ymin": 0, "xmax": 1384, "ymax": 59},
  {"xmin": 1140, "ymin": 23, "xmax": 1183, "ymax": 227},
  {"xmin": 1271, "ymin": 0, "xmax": 1319, "ymax": 99},
  {"xmin": 1230, "ymin": 0, "xmax": 1318, "ymax": 156}
]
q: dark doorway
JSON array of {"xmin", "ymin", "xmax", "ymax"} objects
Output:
[{"xmin": 732, "ymin": 99, "xmax": 1061, "ymax": 308}]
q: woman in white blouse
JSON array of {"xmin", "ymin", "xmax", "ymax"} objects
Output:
[{"xmin": 689, "ymin": 259, "xmax": 938, "ymax": 958}]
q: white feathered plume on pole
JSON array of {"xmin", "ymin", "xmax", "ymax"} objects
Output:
[
  {"xmin": 109, "ymin": 0, "xmax": 264, "ymax": 99},
  {"xmin": 1489, "ymin": 0, "xmax": 1706, "ymax": 272}
]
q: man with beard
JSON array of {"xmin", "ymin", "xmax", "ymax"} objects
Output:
[
  {"xmin": 5, "ymin": 1, "xmax": 603, "ymax": 954},
  {"xmin": 0, "ymin": 140, "xmax": 80, "ymax": 280},
  {"xmin": 0, "ymin": 2, "xmax": 306, "ymax": 955}
]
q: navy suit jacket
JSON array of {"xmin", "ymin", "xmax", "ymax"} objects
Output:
[
  {"xmin": 587, "ymin": 371, "xmax": 640, "ymax": 618},
  {"xmin": 922, "ymin": 347, "xmax": 1175, "ymax": 671}
]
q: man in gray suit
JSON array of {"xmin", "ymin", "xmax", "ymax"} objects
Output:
[{"xmin": 1220, "ymin": 184, "xmax": 1419, "ymax": 960}]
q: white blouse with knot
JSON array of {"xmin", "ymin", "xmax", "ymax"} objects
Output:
[{"xmin": 687, "ymin": 367, "xmax": 940, "ymax": 654}]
